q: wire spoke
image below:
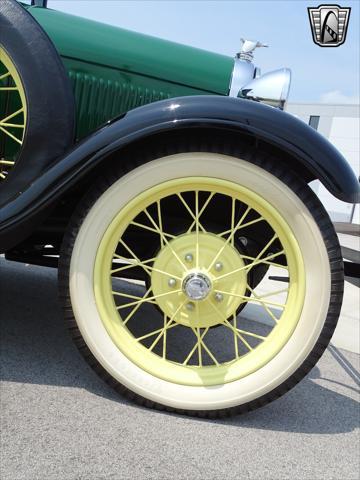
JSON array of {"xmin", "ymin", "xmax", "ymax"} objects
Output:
[
  {"xmin": 215, "ymin": 250, "xmax": 285, "ymax": 282},
  {"xmin": 144, "ymin": 208, "xmax": 187, "ymax": 270},
  {"xmin": 135, "ymin": 321, "xmax": 179, "ymax": 342},
  {"xmin": 186, "ymin": 192, "xmax": 215, "ymax": 233},
  {"xmin": 240, "ymin": 253, "xmax": 288, "ymax": 270},
  {"xmin": 0, "ymin": 122, "xmax": 25, "ymax": 128},
  {"xmin": 245, "ymin": 284, "xmax": 284, "ymax": 324},
  {"xmin": 177, "ymin": 192, "xmax": 207, "ymax": 234},
  {"xmin": 217, "ymin": 215, "xmax": 264, "ymax": 238},
  {"xmin": 208, "ymin": 301, "xmax": 253, "ymax": 352},
  {"xmin": 232, "ymin": 314, "xmax": 239, "ymax": 358},
  {"xmin": 143, "ymin": 208, "xmax": 173, "ymax": 245},
  {"xmin": 147, "ymin": 301, "xmax": 186, "ymax": 351},
  {"xmin": 207, "ymin": 206, "xmax": 252, "ymax": 271},
  {"xmin": 130, "ymin": 220, "xmax": 176, "ymax": 239},
  {"xmin": 189, "ymin": 325, "xmax": 219, "ymax": 365},
  {"xmin": 135, "ymin": 320, "xmax": 179, "ymax": 342},
  {"xmin": 254, "ymin": 233, "xmax": 278, "ymax": 262},
  {"xmin": 195, "ymin": 190, "xmax": 199, "ymax": 268},
  {"xmin": 243, "ymin": 249, "xmax": 285, "ymax": 273},
  {"xmin": 0, "ymin": 107, "xmax": 24, "ymax": 124},
  {"xmin": 122, "ymin": 286, "xmax": 153, "ymax": 326},
  {"xmin": 236, "ymin": 328, "xmax": 267, "ymax": 341},
  {"xmin": 0, "ymin": 71, "xmax": 11, "ymax": 81},
  {"xmin": 230, "ymin": 198, "xmax": 236, "ymax": 247},
  {"xmin": 116, "ymin": 289, "xmax": 182, "ymax": 310},
  {"xmin": 111, "ymin": 256, "xmax": 157, "ymax": 274},
  {"xmin": 112, "ymin": 290, "xmax": 153, "ymax": 301},
  {"xmin": 157, "ymin": 200, "xmax": 165, "ymax": 248},
  {"xmin": 162, "ymin": 314, "xmax": 167, "ymax": 359},
  {"xmin": 224, "ymin": 322, "xmax": 253, "ymax": 352},
  {"xmin": 0, "ymin": 126, "xmax": 22, "ymax": 145},
  {"xmin": 216, "ymin": 289, "xmax": 286, "ymax": 309},
  {"xmin": 0, "ymin": 159, "xmax": 15, "ymax": 166},
  {"xmin": 113, "ymin": 253, "xmax": 182, "ymax": 280},
  {"xmin": 115, "ymin": 240, "xmax": 152, "ymax": 277},
  {"xmin": 195, "ymin": 326, "xmax": 203, "ymax": 366},
  {"xmin": 182, "ymin": 327, "xmax": 209, "ymax": 365},
  {"xmin": 0, "ymin": 87, "xmax": 18, "ymax": 91},
  {"xmin": 136, "ymin": 327, "xmax": 164, "ymax": 342}
]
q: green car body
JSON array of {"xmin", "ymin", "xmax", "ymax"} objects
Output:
[
  {"xmin": 1, "ymin": 0, "xmax": 359, "ymax": 418},
  {"xmin": 24, "ymin": 3, "xmax": 234, "ymax": 139}
]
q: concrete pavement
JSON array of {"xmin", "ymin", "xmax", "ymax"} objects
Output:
[{"xmin": 0, "ymin": 258, "xmax": 359, "ymax": 480}]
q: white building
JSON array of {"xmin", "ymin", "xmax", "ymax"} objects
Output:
[{"xmin": 287, "ymin": 103, "xmax": 359, "ymax": 224}]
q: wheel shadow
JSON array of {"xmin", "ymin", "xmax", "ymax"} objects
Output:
[{"xmin": 1, "ymin": 258, "xmax": 359, "ymax": 434}]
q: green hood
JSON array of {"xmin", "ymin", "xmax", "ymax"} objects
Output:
[{"xmin": 28, "ymin": 6, "xmax": 234, "ymax": 95}]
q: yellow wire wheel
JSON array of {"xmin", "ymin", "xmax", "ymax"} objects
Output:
[
  {"xmin": 0, "ymin": 46, "xmax": 27, "ymax": 180},
  {"xmin": 94, "ymin": 176, "xmax": 305, "ymax": 387}
]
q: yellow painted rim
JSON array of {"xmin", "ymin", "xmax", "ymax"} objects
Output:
[
  {"xmin": 0, "ymin": 46, "xmax": 27, "ymax": 180},
  {"xmin": 94, "ymin": 177, "xmax": 305, "ymax": 386}
]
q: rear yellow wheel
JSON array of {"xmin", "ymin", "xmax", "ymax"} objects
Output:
[
  {"xmin": 0, "ymin": 0, "xmax": 75, "ymax": 191},
  {"xmin": 0, "ymin": 46, "xmax": 27, "ymax": 180}
]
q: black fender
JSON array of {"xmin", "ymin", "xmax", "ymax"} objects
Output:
[{"xmin": 0, "ymin": 95, "xmax": 359, "ymax": 251}]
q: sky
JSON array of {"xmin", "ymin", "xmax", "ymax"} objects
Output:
[{"xmin": 48, "ymin": 0, "xmax": 359, "ymax": 104}]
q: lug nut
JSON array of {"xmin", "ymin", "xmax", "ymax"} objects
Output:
[
  {"xmin": 214, "ymin": 262, "xmax": 223, "ymax": 272},
  {"xmin": 214, "ymin": 292, "xmax": 224, "ymax": 302},
  {"xmin": 168, "ymin": 278, "xmax": 177, "ymax": 288},
  {"xmin": 185, "ymin": 253, "xmax": 193, "ymax": 263},
  {"xmin": 186, "ymin": 302, "xmax": 195, "ymax": 311}
]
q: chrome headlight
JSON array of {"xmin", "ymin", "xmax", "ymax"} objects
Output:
[
  {"xmin": 228, "ymin": 39, "xmax": 292, "ymax": 110},
  {"xmin": 238, "ymin": 68, "xmax": 291, "ymax": 110}
]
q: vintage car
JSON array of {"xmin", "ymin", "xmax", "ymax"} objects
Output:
[{"xmin": 1, "ymin": 0, "xmax": 359, "ymax": 417}]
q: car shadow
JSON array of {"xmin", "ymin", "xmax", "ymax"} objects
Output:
[{"xmin": 1, "ymin": 258, "xmax": 359, "ymax": 435}]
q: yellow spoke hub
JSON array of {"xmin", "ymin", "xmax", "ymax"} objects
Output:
[{"xmin": 151, "ymin": 232, "xmax": 247, "ymax": 328}]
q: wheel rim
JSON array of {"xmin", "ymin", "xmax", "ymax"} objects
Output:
[
  {"xmin": 0, "ymin": 46, "xmax": 27, "ymax": 180},
  {"xmin": 94, "ymin": 177, "xmax": 305, "ymax": 387}
]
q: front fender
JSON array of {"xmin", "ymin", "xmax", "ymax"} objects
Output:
[{"xmin": 0, "ymin": 96, "xmax": 359, "ymax": 251}]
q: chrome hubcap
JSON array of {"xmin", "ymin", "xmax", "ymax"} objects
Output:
[{"xmin": 182, "ymin": 273, "xmax": 212, "ymax": 301}]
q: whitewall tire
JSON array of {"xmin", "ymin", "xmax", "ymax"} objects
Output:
[{"xmin": 59, "ymin": 145, "xmax": 343, "ymax": 417}]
